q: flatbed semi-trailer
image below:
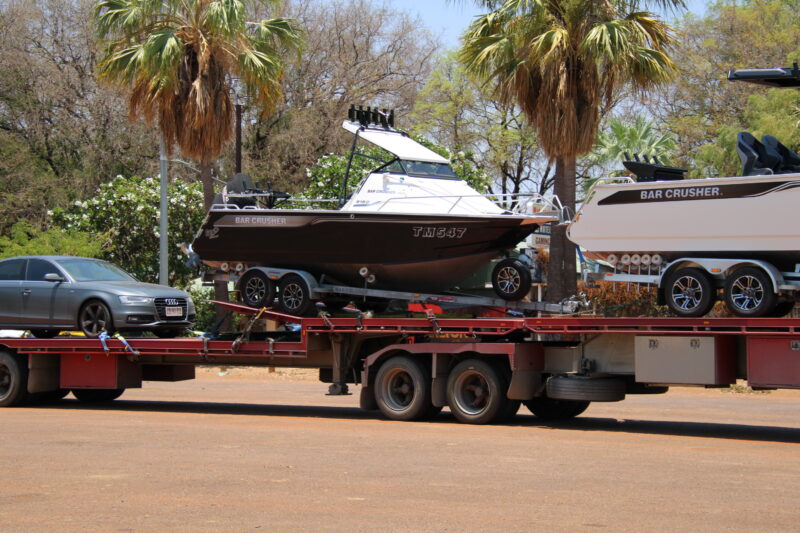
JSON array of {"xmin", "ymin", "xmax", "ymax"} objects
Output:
[{"xmin": 2, "ymin": 302, "xmax": 799, "ymax": 423}]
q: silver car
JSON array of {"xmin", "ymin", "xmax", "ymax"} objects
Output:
[{"xmin": 0, "ymin": 256, "xmax": 195, "ymax": 338}]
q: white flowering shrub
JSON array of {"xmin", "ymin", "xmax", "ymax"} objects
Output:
[{"xmin": 51, "ymin": 175, "xmax": 205, "ymax": 286}]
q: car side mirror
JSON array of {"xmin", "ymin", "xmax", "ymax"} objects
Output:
[{"xmin": 44, "ymin": 273, "xmax": 65, "ymax": 282}]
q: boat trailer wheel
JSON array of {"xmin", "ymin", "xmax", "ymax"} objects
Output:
[
  {"xmin": 665, "ymin": 267, "xmax": 715, "ymax": 317},
  {"xmin": 723, "ymin": 267, "xmax": 776, "ymax": 317},
  {"xmin": 491, "ymin": 258, "xmax": 532, "ymax": 301},
  {"xmin": 240, "ymin": 270, "xmax": 275, "ymax": 308},
  {"xmin": 277, "ymin": 274, "xmax": 314, "ymax": 316}
]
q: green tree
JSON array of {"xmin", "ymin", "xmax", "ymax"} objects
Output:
[
  {"xmin": 651, "ymin": 0, "xmax": 800, "ymax": 177},
  {"xmin": 459, "ymin": 0, "xmax": 682, "ymax": 301},
  {"xmin": 411, "ymin": 53, "xmax": 553, "ymax": 210},
  {"xmin": 0, "ymin": 221, "xmax": 102, "ymax": 259},
  {"xmin": 93, "ymin": 0, "xmax": 304, "ymax": 209},
  {"xmin": 51, "ymin": 175, "xmax": 205, "ymax": 286}
]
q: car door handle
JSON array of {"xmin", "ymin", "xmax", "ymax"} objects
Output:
[{"xmin": 22, "ymin": 289, "xmax": 31, "ymax": 296}]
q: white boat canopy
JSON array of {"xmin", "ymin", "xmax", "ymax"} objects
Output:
[{"xmin": 342, "ymin": 120, "xmax": 450, "ymax": 164}]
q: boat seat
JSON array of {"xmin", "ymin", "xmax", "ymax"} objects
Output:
[
  {"xmin": 762, "ymin": 135, "xmax": 800, "ymax": 173},
  {"xmin": 737, "ymin": 132, "xmax": 781, "ymax": 176},
  {"xmin": 222, "ymin": 173, "xmax": 291, "ymax": 209}
]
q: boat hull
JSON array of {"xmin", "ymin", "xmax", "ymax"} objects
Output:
[
  {"xmin": 568, "ymin": 173, "xmax": 800, "ymax": 270},
  {"xmin": 192, "ymin": 210, "xmax": 546, "ymax": 292}
]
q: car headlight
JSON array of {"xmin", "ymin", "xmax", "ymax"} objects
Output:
[{"xmin": 119, "ymin": 295, "xmax": 154, "ymax": 305}]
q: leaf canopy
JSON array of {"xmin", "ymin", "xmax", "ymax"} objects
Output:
[{"xmin": 94, "ymin": 0, "xmax": 303, "ymax": 163}]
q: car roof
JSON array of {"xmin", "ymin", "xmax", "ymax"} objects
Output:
[{"xmin": 0, "ymin": 255, "xmax": 101, "ymax": 261}]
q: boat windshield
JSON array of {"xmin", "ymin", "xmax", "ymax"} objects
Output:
[
  {"xmin": 379, "ymin": 160, "xmax": 460, "ymax": 180},
  {"xmin": 57, "ymin": 258, "xmax": 137, "ymax": 282}
]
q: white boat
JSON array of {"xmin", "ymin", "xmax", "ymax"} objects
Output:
[{"xmin": 567, "ymin": 64, "xmax": 800, "ymax": 318}]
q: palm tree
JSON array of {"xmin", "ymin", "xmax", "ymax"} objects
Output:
[
  {"xmin": 595, "ymin": 115, "xmax": 676, "ymax": 165},
  {"xmin": 94, "ymin": 0, "xmax": 303, "ymax": 209},
  {"xmin": 459, "ymin": 0, "xmax": 683, "ymax": 301}
]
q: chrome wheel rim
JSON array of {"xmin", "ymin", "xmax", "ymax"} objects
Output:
[
  {"xmin": 730, "ymin": 275, "xmax": 764, "ymax": 311},
  {"xmin": 81, "ymin": 303, "xmax": 110, "ymax": 336},
  {"xmin": 281, "ymin": 283, "xmax": 305, "ymax": 311},
  {"xmin": 671, "ymin": 275, "xmax": 704, "ymax": 311},
  {"xmin": 496, "ymin": 266, "xmax": 521, "ymax": 295},
  {"xmin": 382, "ymin": 368, "xmax": 415, "ymax": 412},
  {"xmin": 452, "ymin": 370, "xmax": 490, "ymax": 416},
  {"xmin": 245, "ymin": 275, "xmax": 267, "ymax": 305}
]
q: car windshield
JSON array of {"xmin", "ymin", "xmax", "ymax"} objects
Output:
[{"xmin": 56, "ymin": 259, "xmax": 136, "ymax": 282}]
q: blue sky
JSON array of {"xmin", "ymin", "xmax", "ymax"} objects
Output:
[{"xmin": 388, "ymin": 0, "xmax": 710, "ymax": 47}]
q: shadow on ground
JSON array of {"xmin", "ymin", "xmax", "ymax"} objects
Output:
[{"xmin": 28, "ymin": 398, "xmax": 800, "ymax": 444}]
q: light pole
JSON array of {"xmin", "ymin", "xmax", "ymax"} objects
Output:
[
  {"xmin": 231, "ymin": 77, "xmax": 244, "ymax": 174},
  {"xmin": 159, "ymin": 134, "xmax": 169, "ymax": 286}
]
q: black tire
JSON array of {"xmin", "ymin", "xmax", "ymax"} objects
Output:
[
  {"xmin": 664, "ymin": 267, "xmax": 715, "ymax": 317},
  {"xmin": 72, "ymin": 388, "xmax": 125, "ymax": 403},
  {"xmin": 723, "ymin": 267, "xmax": 777, "ymax": 317},
  {"xmin": 152, "ymin": 328, "xmax": 183, "ymax": 339},
  {"xmin": 276, "ymin": 274, "xmax": 314, "ymax": 316},
  {"xmin": 29, "ymin": 329, "xmax": 60, "ymax": 339},
  {"xmin": 239, "ymin": 270, "xmax": 275, "ymax": 308},
  {"xmin": 546, "ymin": 376, "xmax": 625, "ymax": 402},
  {"xmin": 524, "ymin": 397, "xmax": 590, "ymax": 420},
  {"xmin": 0, "ymin": 351, "xmax": 29, "ymax": 407},
  {"xmin": 359, "ymin": 385, "xmax": 378, "ymax": 411},
  {"xmin": 79, "ymin": 299, "xmax": 115, "ymax": 337},
  {"xmin": 374, "ymin": 356, "xmax": 432, "ymax": 421},
  {"xmin": 771, "ymin": 300, "xmax": 796, "ymax": 318},
  {"xmin": 491, "ymin": 258, "xmax": 532, "ymax": 301},
  {"xmin": 447, "ymin": 359, "xmax": 508, "ymax": 424}
]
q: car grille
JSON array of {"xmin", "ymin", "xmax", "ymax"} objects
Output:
[{"xmin": 154, "ymin": 297, "xmax": 188, "ymax": 321}]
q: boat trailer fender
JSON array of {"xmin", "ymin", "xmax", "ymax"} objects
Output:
[
  {"xmin": 242, "ymin": 266, "xmax": 320, "ymax": 292},
  {"xmin": 658, "ymin": 258, "xmax": 785, "ymax": 293}
]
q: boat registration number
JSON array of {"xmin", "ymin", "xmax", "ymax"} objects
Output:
[{"xmin": 165, "ymin": 306, "xmax": 183, "ymax": 317}]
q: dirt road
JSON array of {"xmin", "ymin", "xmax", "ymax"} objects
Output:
[{"xmin": 1, "ymin": 372, "xmax": 798, "ymax": 532}]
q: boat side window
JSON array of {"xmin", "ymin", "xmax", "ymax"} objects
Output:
[
  {"xmin": 0, "ymin": 258, "xmax": 25, "ymax": 281},
  {"xmin": 25, "ymin": 259, "xmax": 63, "ymax": 281}
]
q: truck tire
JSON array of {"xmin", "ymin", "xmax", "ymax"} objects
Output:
[
  {"xmin": 277, "ymin": 274, "xmax": 314, "ymax": 316},
  {"xmin": 524, "ymin": 397, "xmax": 590, "ymax": 420},
  {"xmin": 0, "ymin": 351, "xmax": 29, "ymax": 407},
  {"xmin": 239, "ymin": 270, "xmax": 275, "ymax": 308},
  {"xmin": 771, "ymin": 300, "xmax": 795, "ymax": 318},
  {"xmin": 447, "ymin": 359, "xmax": 509, "ymax": 424},
  {"xmin": 72, "ymin": 388, "xmax": 125, "ymax": 403},
  {"xmin": 492, "ymin": 258, "xmax": 532, "ymax": 301},
  {"xmin": 546, "ymin": 376, "xmax": 625, "ymax": 402},
  {"xmin": 374, "ymin": 356, "xmax": 432, "ymax": 421},
  {"xmin": 664, "ymin": 267, "xmax": 715, "ymax": 317},
  {"xmin": 723, "ymin": 267, "xmax": 777, "ymax": 317}
]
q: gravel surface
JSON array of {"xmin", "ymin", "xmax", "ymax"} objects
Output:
[{"xmin": 1, "ymin": 373, "xmax": 798, "ymax": 533}]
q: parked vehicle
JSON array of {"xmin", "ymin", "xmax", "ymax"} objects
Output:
[{"xmin": 0, "ymin": 256, "xmax": 195, "ymax": 338}]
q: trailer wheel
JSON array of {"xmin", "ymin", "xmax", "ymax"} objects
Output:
[
  {"xmin": 664, "ymin": 267, "xmax": 715, "ymax": 317},
  {"xmin": 546, "ymin": 376, "xmax": 625, "ymax": 402},
  {"xmin": 524, "ymin": 397, "xmax": 590, "ymax": 420},
  {"xmin": 0, "ymin": 351, "xmax": 29, "ymax": 407},
  {"xmin": 723, "ymin": 267, "xmax": 777, "ymax": 317},
  {"xmin": 492, "ymin": 258, "xmax": 532, "ymax": 301},
  {"xmin": 447, "ymin": 359, "xmax": 508, "ymax": 424},
  {"xmin": 239, "ymin": 270, "xmax": 275, "ymax": 308},
  {"xmin": 72, "ymin": 388, "xmax": 125, "ymax": 403},
  {"xmin": 277, "ymin": 275, "xmax": 314, "ymax": 316},
  {"xmin": 374, "ymin": 356, "xmax": 432, "ymax": 421}
]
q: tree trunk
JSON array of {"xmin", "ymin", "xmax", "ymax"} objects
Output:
[
  {"xmin": 546, "ymin": 156, "xmax": 578, "ymax": 303},
  {"xmin": 199, "ymin": 161, "xmax": 230, "ymax": 330}
]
